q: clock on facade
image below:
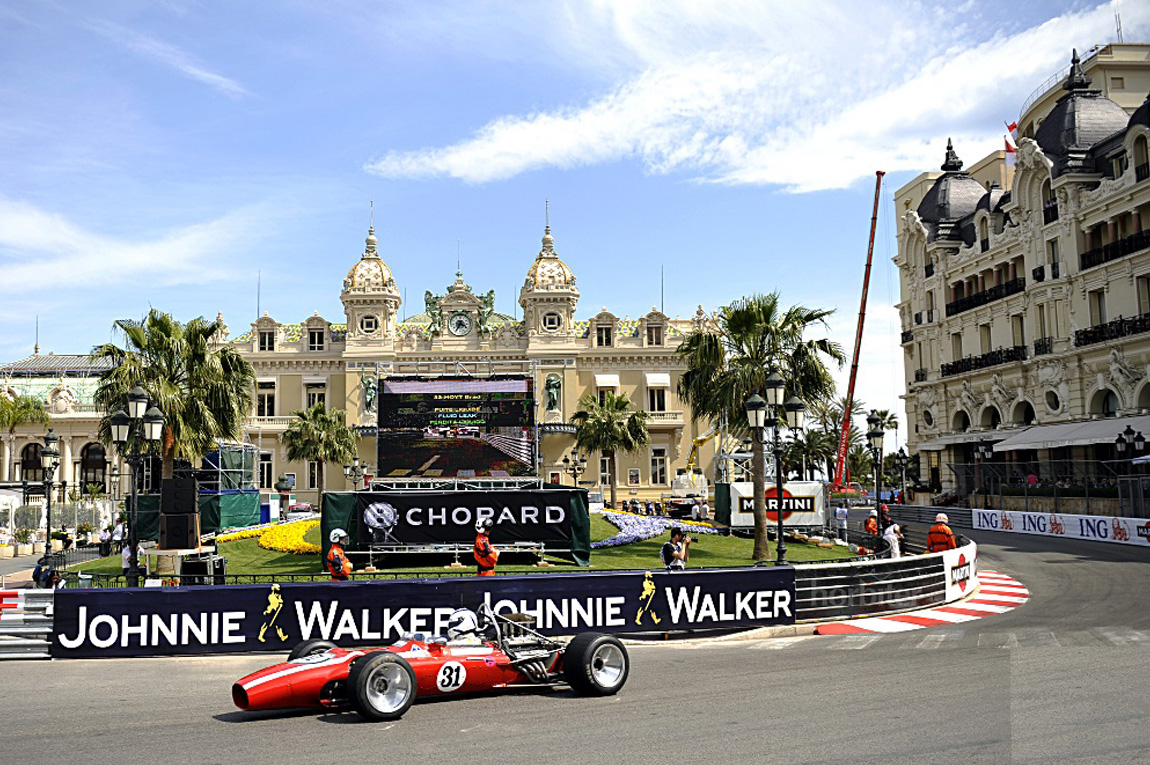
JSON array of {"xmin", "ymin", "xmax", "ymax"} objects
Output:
[{"xmin": 449, "ymin": 311, "xmax": 473, "ymax": 336}]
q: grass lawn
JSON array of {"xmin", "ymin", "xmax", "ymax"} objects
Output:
[{"xmin": 74, "ymin": 514, "xmax": 855, "ymax": 577}]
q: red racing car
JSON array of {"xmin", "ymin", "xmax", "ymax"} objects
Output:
[{"xmin": 232, "ymin": 605, "xmax": 630, "ymax": 721}]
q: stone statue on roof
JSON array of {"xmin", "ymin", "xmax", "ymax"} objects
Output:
[
  {"xmin": 424, "ymin": 291, "xmax": 441, "ymax": 336},
  {"xmin": 478, "ymin": 289, "xmax": 496, "ymax": 333}
]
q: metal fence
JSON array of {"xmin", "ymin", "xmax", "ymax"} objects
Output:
[
  {"xmin": 793, "ymin": 548, "xmax": 954, "ymax": 621},
  {"xmin": 944, "ymin": 459, "xmax": 1148, "ymax": 515}
]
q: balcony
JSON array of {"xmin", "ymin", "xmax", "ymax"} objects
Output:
[
  {"xmin": 925, "ymin": 309, "xmax": 935, "ymax": 323},
  {"xmin": 914, "ymin": 369, "xmax": 927, "ymax": 383},
  {"xmin": 1032, "ymin": 265, "xmax": 1045, "ymax": 283},
  {"xmin": 1079, "ymin": 230, "xmax": 1150, "ymax": 271},
  {"xmin": 924, "ymin": 263, "xmax": 935, "ymax": 278},
  {"xmin": 1074, "ymin": 313, "xmax": 1150, "ymax": 348},
  {"xmin": 945, "ymin": 277, "xmax": 1025, "ymax": 317},
  {"xmin": 1137, "ymin": 163, "xmax": 1149, "ymax": 182},
  {"xmin": 646, "ymin": 410, "xmax": 685, "ymax": 427},
  {"xmin": 1033, "ymin": 337, "xmax": 1054, "ymax": 356},
  {"xmin": 901, "ymin": 329, "xmax": 914, "ymax": 344},
  {"xmin": 1043, "ymin": 201, "xmax": 1059, "ymax": 224},
  {"xmin": 248, "ymin": 416, "xmax": 296, "ymax": 429},
  {"xmin": 914, "ymin": 312, "xmax": 922, "ymax": 325},
  {"xmin": 941, "ymin": 346, "xmax": 1028, "ymax": 378}
]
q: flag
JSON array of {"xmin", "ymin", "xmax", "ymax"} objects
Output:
[
  {"xmin": 1005, "ymin": 120, "xmax": 1018, "ymax": 140},
  {"xmin": 1005, "ymin": 136, "xmax": 1016, "ymax": 167}
]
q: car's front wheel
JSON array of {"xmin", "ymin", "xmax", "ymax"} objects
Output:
[
  {"xmin": 563, "ymin": 633, "xmax": 629, "ymax": 696},
  {"xmin": 287, "ymin": 639, "xmax": 336, "ymax": 661},
  {"xmin": 349, "ymin": 653, "xmax": 418, "ymax": 721}
]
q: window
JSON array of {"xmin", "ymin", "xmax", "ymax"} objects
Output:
[
  {"xmin": 359, "ymin": 315, "xmax": 379, "ymax": 334},
  {"xmin": 951, "ymin": 332, "xmax": 963, "ymax": 360},
  {"xmin": 259, "ymin": 330, "xmax": 275, "ymax": 352},
  {"xmin": 1038, "ymin": 304, "xmax": 1048, "ymax": 339},
  {"xmin": 598, "ymin": 389, "xmax": 609, "ymax": 407},
  {"xmin": 257, "ymin": 382, "xmax": 276, "ymax": 417},
  {"xmin": 308, "ymin": 328, "xmax": 325, "ymax": 351},
  {"xmin": 306, "ymin": 384, "xmax": 326, "ymax": 409},
  {"xmin": 979, "ymin": 324, "xmax": 991, "ymax": 354},
  {"xmin": 1046, "ymin": 239, "xmax": 1059, "ymax": 265},
  {"xmin": 1011, "ymin": 314, "xmax": 1025, "ymax": 347},
  {"xmin": 599, "ymin": 452, "xmax": 613, "ymax": 486},
  {"xmin": 650, "ymin": 448, "xmax": 667, "ymax": 485},
  {"xmin": 19, "ymin": 443, "xmax": 43, "ymax": 483},
  {"xmin": 1112, "ymin": 76, "xmax": 1125, "ymax": 89},
  {"xmin": 1139, "ymin": 276, "xmax": 1150, "ymax": 316},
  {"xmin": 80, "ymin": 443, "xmax": 107, "ymax": 489},
  {"xmin": 307, "ymin": 461, "xmax": 318, "ymax": 490},
  {"xmin": 1089, "ymin": 289, "xmax": 1107, "ymax": 326},
  {"xmin": 646, "ymin": 325, "xmax": 663, "ymax": 346},
  {"xmin": 259, "ymin": 454, "xmax": 272, "ymax": 490},
  {"xmin": 542, "ymin": 313, "xmax": 562, "ymax": 331},
  {"xmin": 596, "ymin": 325, "xmax": 613, "ymax": 347},
  {"xmin": 648, "ymin": 388, "xmax": 666, "ymax": 412}
]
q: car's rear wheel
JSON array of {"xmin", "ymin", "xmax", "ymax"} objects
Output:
[
  {"xmin": 287, "ymin": 639, "xmax": 337, "ymax": 661},
  {"xmin": 563, "ymin": 632, "xmax": 629, "ymax": 696},
  {"xmin": 349, "ymin": 653, "xmax": 417, "ymax": 721}
]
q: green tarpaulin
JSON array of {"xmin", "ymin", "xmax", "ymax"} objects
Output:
[
  {"xmin": 127, "ymin": 491, "xmax": 261, "ymax": 538},
  {"xmin": 127, "ymin": 494, "xmax": 161, "ymax": 542},
  {"xmin": 715, "ymin": 483, "xmax": 732, "ymax": 526}
]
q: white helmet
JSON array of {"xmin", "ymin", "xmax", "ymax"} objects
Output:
[
  {"xmin": 329, "ymin": 528, "xmax": 349, "ymax": 544},
  {"xmin": 475, "ymin": 517, "xmax": 493, "ymax": 534},
  {"xmin": 935, "ymin": 513, "xmax": 949, "ymax": 523},
  {"xmin": 446, "ymin": 608, "xmax": 479, "ymax": 639},
  {"xmin": 869, "ymin": 509, "xmax": 878, "ymax": 517}
]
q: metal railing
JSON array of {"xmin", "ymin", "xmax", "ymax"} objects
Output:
[
  {"xmin": 1033, "ymin": 336, "xmax": 1054, "ymax": 356},
  {"xmin": 1043, "ymin": 202, "xmax": 1059, "ymax": 224},
  {"xmin": 794, "ymin": 553, "xmax": 949, "ymax": 621},
  {"xmin": 914, "ymin": 369, "xmax": 928, "ymax": 383},
  {"xmin": 941, "ymin": 345, "xmax": 1027, "ymax": 377},
  {"xmin": 1079, "ymin": 230, "xmax": 1150, "ymax": 270},
  {"xmin": 1137, "ymin": 163, "xmax": 1149, "ymax": 182},
  {"xmin": 1032, "ymin": 264, "xmax": 1046, "ymax": 283},
  {"xmin": 1074, "ymin": 312, "xmax": 1150, "ymax": 347},
  {"xmin": 901, "ymin": 329, "xmax": 913, "ymax": 344},
  {"xmin": 945, "ymin": 277, "xmax": 1025, "ymax": 317}
]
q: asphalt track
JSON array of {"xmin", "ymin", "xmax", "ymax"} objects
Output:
[{"xmin": 3, "ymin": 530, "xmax": 1149, "ymax": 765}]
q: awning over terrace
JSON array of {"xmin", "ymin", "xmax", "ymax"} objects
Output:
[
  {"xmin": 991, "ymin": 414, "xmax": 1150, "ymax": 452},
  {"xmin": 916, "ymin": 431, "xmax": 1004, "ymax": 451}
]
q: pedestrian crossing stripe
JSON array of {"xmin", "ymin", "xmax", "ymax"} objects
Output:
[{"xmin": 815, "ymin": 570, "xmax": 1028, "ymax": 636}]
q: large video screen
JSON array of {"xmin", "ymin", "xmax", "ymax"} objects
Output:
[{"xmin": 376, "ymin": 376, "xmax": 536, "ymax": 478}]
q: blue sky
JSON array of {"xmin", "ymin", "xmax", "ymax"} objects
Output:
[{"xmin": 2, "ymin": 0, "xmax": 1148, "ymax": 447}]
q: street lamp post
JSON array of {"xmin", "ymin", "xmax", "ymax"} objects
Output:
[
  {"xmin": 891, "ymin": 448, "xmax": 908, "ymax": 503},
  {"xmin": 41, "ymin": 429, "xmax": 60, "ymax": 556},
  {"xmin": 561, "ymin": 453, "xmax": 587, "ymax": 486},
  {"xmin": 109, "ymin": 385, "xmax": 166, "ymax": 587},
  {"xmin": 343, "ymin": 456, "xmax": 367, "ymax": 490},
  {"xmin": 747, "ymin": 372, "xmax": 806, "ymax": 566},
  {"xmin": 274, "ymin": 474, "xmax": 293, "ymax": 515},
  {"xmin": 866, "ymin": 410, "xmax": 885, "ymax": 515}
]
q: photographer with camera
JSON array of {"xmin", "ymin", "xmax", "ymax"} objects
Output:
[{"xmin": 660, "ymin": 526, "xmax": 692, "ymax": 570}]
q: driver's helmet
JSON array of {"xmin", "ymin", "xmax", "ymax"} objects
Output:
[
  {"xmin": 329, "ymin": 528, "xmax": 349, "ymax": 544},
  {"xmin": 447, "ymin": 608, "xmax": 479, "ymax": 639},
  {"xmin": 475, "ymin": 517, "xmax": 493, "ymax": 534}
]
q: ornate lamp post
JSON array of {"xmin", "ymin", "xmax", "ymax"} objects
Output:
[
  {"xmin": 343, "ymin": 456, "xmax": 368, "ymax": 490},
  {"xmin": 866, "ymin": 410, "xmax": 885, "ymax": 511},
  {"xmin": 41, "ymin": 429, "xmax": 60, "ymax": 555},
  {"xmin": 561, "ymin": 453, "xmax": 587, "ymax": 486},
  {"xmin": 274, "ymin": 474, "xmax": 293, "ymax": 515},
  {"xmin": 748, "ymin": 371, "xmax": 806, "ymax": 566},
  {"xmin": 109, "ymin": 385, "xmax": 165, "ymax": 587},
  {"xmin": 892, "ymin": 448, "xmax": 909, "ymax": 503}
]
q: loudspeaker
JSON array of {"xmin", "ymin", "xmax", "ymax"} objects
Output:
[
  {"xmin": 160, "ymin": 513, "xmax": 201, "ymax": 550},
  {"xmin": 161, "ymin": 477, "xmax": 199, "ymax": 515}
]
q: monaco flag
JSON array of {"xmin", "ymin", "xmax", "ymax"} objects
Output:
[{"xmin": 1005, "ymin": 136, "xmax": 1016, "ymax": 167}]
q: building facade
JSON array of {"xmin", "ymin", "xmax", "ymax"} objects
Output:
[{"xmin": 897, "ymin": 45, "xmax": 1150, "ymax": 504}]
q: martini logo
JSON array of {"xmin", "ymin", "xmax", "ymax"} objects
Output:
[
  {"xmin": 1137, "ymin": 523, "xmax": 1150, "ymax": 540},
  {"xmin": 950, "ymin": 554, "xmax": 971, "ymax": 593},
  {"xmin": 740, "ymin": 489, "xmax": 815, "ymax": 521}
]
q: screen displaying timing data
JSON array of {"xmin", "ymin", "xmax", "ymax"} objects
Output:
[{"xmin": 376, "ymin": 376, "xmax": 536, "ymax": 478}]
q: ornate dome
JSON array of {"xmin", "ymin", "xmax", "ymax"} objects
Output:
[
  {"xmin": 916, "ymin": 139, "xmax": 986, "ymax": 226},
  {"xmin": 524, "ymin": 226, "xmax": 576, "ymax": 289},
  {"xmin": 343, "ymin": 226, "xmax": 397, "ymax": 293},
  {"xmin": 1034, "ymin": 50, "xmax": 1129, "ymax": 171},
  {"xmin": 1129, "ymin": 89, "xmax": 1150, "ymax": 130}
]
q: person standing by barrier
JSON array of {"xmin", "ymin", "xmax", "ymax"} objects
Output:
[
  {"xmin": 661, "ymin": 527, "xmax": 691, "ymax": 570},
  {"xmin": 864, "ymin": 509, "xmax": 879, "ymax": 536},
  {"xmin": 326, "ymin": 528, "xmax": 353, "ymax": 581},
  {"xmin": 474, "ymin": 518, "xmax": 499, "ymax": 576},
  {"xmin": 926, "ymin": 513, "xmax": 958, "ymax": 553},
  {"xmin": 878, "ymin": 504, "xmax": 893, "ymax": 530},
  {"xmin": 833, "ymin": 504, "xmax": 849, "ymax": 541},
  {"xmin": 883, "ymin": 523, "xmax": 902, "ymax": 558}
]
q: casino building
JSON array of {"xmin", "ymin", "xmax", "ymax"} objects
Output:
[
  {"xmin": 1, "ymin": 221, "xmax": 723, "ymax": 507},
  {"xmin": 896, "ymin": 45, "xmax": 1150, "ymax": 507}
]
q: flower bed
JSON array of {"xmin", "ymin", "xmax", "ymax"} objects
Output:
[
  {"xmin": 257, "ymin": 519, "xmax": 322, "ymax": 555},
  {"xmin": 592, "ymin": 510, "xmax": 722, "ymax": 549},
  {"xmin": 215, "ymin": 524, "xmax": 271, "ymax": 542}
]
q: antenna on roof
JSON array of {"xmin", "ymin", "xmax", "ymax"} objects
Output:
[
  {"xmin": 545, "ymin": 199, "xmax": 550, "ymax": 229},
  {"xmin": 457, "ymin": 240, "xmax": 461, "ymax": 274},
  {"xmin": 661, "ymin": 265, "xmax": 665, "ymax": 314},
  {"xmin": 257, "ymin": 270, "xmax": 261, "ymax": 320},
  {"xmin": 370, "ymin": 199, "xmax": 374, "ymax": 229},
  {"xmin": 34, "ymin": 315, "xmax": 39, "ymax": 355},
  {"xmin": 1116, "ymin": 12, "xmax": 1123, "ymax": 43}
]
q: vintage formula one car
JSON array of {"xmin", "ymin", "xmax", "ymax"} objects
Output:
[{"xmin": 232, "ymin": 604, "xmax": 630, "ymax": 721}]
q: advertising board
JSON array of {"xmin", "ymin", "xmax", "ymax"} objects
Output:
[
  {"xmin": 972, "ymin": 508, "xmax": 1150, "ymax": 547},
  {"xmin": 376, "ymin": 376, "xmax": 535, "ymax": 478},
  {"xmin": 939, "ymin": 541, "xmax": 978, "ymax": 602},
  {"xmin": 728, "ymin": 481, "xmax": 826, "ymax": 529}
]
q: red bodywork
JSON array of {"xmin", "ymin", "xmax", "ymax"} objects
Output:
[{"xmin": 233, "ymin": 639, "xmax": 547, "ymax": 712}]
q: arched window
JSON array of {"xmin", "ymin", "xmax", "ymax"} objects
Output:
[
  {"xmin": 1090, "ymin": 388, "xmax": 1120, "ymax": 418},
  {"xmin": 980, "ymin": 406, "xmax": 1001, "ymax": 429},
  {"xmin": 953, "ymin": 410, "xmax": 970, "ymax": 432},
  {"xmin": 20, "ymin": 443, "xmax": 43, "ymax": 483},
  {"xmin": 1042, "ymin": 179, "xmax": 1058, "ymax": 223},
  {"xmin": 1135, "ymin": 136, "xmax": 1149, "ymax": 180},
  {"xmin": 1012, "ymin": 401, "xmax": 1036, "ymax": 425},
  {"xmin": 979, "ymin": 219, "xmax": 989, "ymax": 251},
  {"xmin": 80, "ymin": 443, "xmax": 107, "ymax": 489}
]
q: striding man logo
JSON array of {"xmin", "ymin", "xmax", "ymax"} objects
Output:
[
  {"xmin": 635, "ymin": 572, "xmax": 662, "ymax": 626},
  {"xmin": 258, "ymin": 583, "xmax": 289, "ymax": 643}
]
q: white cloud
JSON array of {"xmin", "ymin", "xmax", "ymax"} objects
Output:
[
  {"xmin": 89, "ymin": 20, "xmax": 250, "ymax": 99},
  {"xmin": 366, "ymin": 0, "xmax": 1150, "ymax": 191},
  {"xmin": 0, "ymin": 199, "xmax": 262, "ymax": 293}
]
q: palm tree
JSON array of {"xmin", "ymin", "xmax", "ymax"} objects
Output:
[
  {"xmin": 0, "ymin": 394, "xmax": 50, "ymax": 482},
  {"xmin": 92, "ymin": 309, "xmax": 256, "ymax": 479},
  {"xmin": 792, "ymin": 429, "xmax": 836, "ymax": 480},
  {"xmin": 847, "ymin": 444, "xmax": 874, "ymax": 487},
  {"xmin": 570, "ymin": 392, "xmax": 650, "ymax": 511},
  {"xmin": 677, "ymin": 292, "xmax": 844, "ymax": 561},
  {"xmin": 281, "ymin": 403, "xmax": 358, "ymax": 501},
  {"xmin": 871, "ymin": 408, "xmax": 900, "ymax": 446}
]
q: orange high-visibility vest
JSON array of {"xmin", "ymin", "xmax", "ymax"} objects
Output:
[
  {"xmin": 474, "ymin": 533, "xmax": 498, "ymax": 574},
  {"xmin": 326, "ymin": 545, "xmax": 352, "ymax": 580},
  {"xmin": 926, "ymin": 522, "xmax": 957, "ymax": 553}
]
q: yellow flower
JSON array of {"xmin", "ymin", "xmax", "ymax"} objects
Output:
[{"xmin": 257, "ymin": 519, "xmax": 321, "ymax": 555}]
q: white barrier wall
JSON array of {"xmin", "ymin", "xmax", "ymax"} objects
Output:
[
  {"xmin": 972, "ymin": 508, "xmax": 1150, "ymax": 547},
  {"xmin": 940, "ymin": 541, "xmax": 978, "ymax": 602}
]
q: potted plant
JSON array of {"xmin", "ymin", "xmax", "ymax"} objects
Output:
[
  {"xmin": 76, "ymin": 522, "xmax": 94, "ymax": 546},
  {"xmin": 14, "ymin": 527, "xmax": 33, "ymax": 557}
]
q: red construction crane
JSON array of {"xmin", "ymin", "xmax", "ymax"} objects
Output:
[{"xmin": 832, "ymin": 170, "xmax": 885, "ymax": 492}]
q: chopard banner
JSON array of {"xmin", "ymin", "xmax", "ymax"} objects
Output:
[
  {"xmin": 354, "ymin": 490, "xmax": 575, "ymax": 548},
  {"xmin": 51, "ymin": 567, "xmax": 796, "ymax": 658}
]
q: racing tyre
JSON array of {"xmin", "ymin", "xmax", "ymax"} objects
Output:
[
  {"xmin": 349, "ymin": 653, "xmax": 417, "ymax": 721},
  {"xmin": 287, "ymin": 639, "xmax": 337, "ymax": 661},
  {"xmin": 563, "ymin": 632, "xmax": 629, "ymax": 696}
]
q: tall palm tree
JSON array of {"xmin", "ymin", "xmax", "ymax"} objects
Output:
[
  {"xmin": 92, "ymin": 309, "xmax": 256, "ymax": 479},
  {"xmin": 792, "ymin": 429, "xmax": 836, "ymax": 481},
  {"xmin": 570, "ymin": 392, "xmax": 650, "ymax": 511},
  {"xmin": 0, "ymin": 394, "xmax": 50, "ymax": 482},
  {"xmin": 677, "ymin": 292, "xmax": 844, "ymax": 561},
  {"xmin": 847, "ymin": 444, "xmax": 874, "ymax": 487},
  {"xmin": 281, "ymin": 403, "xmax": 358, "ymax": 501}
]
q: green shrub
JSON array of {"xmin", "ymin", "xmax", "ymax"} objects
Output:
[{"xmin": 13, "ymin": 528, "xmax": 33, "ymax": 544}]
